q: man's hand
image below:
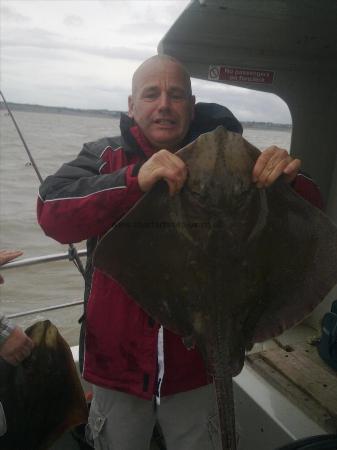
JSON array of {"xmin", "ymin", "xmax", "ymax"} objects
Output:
[
  {"xmin": 0, "ymin": 326, "xmax": 34, "ymax": 366},
  {"xmin": 0, "ymin": 250, "xmax": 23, "ymax": 284},
  {"xmin": 252, "ymin": 146, "xmax": 301, "ymax": 188},
  {"xmin": 138, "ymin": 150, "xmax": 187, "ymax": 196}
]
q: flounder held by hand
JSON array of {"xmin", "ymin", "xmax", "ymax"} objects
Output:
[{"xmin": 0, "ymin": 320, "xmax": 88, "ymax": 450}]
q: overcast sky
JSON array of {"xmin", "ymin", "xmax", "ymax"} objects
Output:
[{"xmin": 1, "ymin": 0, "xmax": 291, "ymax": 123}]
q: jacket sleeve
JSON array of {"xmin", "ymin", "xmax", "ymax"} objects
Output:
[
  {"xmin": 0, "ymin": 314, "xmax": 14, "ymax": 346},
  {"xmin": 292, "ymin": 172, "xmax": 324, "ymax": 210},
  {"xmin": 37, "ymin": 141, "xmax": 144, "ymax": 244}
]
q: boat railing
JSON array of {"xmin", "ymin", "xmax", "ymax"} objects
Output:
[
  {"xmin": 1, "ymin": 250, "xmax": 87, "ymax": 270},
  {"xmin": 1, "ymin": 250, "xmax": 87, "ymax": 319}
]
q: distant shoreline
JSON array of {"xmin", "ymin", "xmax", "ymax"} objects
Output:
[
  {"xmin": 0, "ymin": 101, "xmax": 292, "ymax": 131},
  {"xmin": 0, "ymin": 101, "xmax": 122, "ymax": 119}
]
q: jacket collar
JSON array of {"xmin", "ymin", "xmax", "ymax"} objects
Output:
[{"xmin": 119, "ymin": 113, "xmax": 153, "ymax": 160}]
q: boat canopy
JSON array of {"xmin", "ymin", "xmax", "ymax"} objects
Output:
[{"xmin": 158, "ymin": 0, "xmax": 337, "ymax": 220}]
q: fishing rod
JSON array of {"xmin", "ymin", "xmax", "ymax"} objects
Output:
[{"xmin": 0, "ymin": 90, "xmax": 86, "ymax": 279}]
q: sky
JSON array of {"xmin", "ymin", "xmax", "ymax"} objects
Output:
[{"xmin": 1, "ymin": 0, "xmax": 291, "ymax": 123}]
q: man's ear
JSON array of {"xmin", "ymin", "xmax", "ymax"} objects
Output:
[
  {"xmin": 128, "ymin": 95, "xmax": 134, "ymax": 118},
  {"xmin": 191, "ymin": 95, "xmax": 196, "ymax": 121}
]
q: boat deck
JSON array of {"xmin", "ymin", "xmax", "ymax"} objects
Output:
[{"xmin": 247, "ymin": 328, "xmax": 337, "ymax": 433}]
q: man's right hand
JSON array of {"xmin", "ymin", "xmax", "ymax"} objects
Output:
[
  {"xmin": 0, "ymin": 326, "xmax": 34, "ymax": 366},
  {"xmin": 138, "ymin": 150, "xmax": 187, "ymax": 196}
]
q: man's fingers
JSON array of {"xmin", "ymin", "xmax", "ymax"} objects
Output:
[
  {"xmin": 283, "ymin": 158, "xmax": 301, "ymax": 182},
  {"xmin": 253, "ymin": 146, "xmax": 301, "ymax": 188},
  {"xmin": 0, "ymin": 250, "xmax": 23, "ymax": 267},
  {"xmin": 156, "ymin": 151, "xmax": 187, "ymax": 187},
  {"xmin": 138, "ymin": 149, "xmax": 187, "ymax": 194},
  {"xmin": 256, "ymin": 157, "xmax": 290, "ymax": 188},
  {"xmin": 165, "ymin": 178, "xmax": 179, "ymax": 196},
  {"xmin": 252, "ymin": 147, "xmax": 283, "ymax": 182},
  {"xmin": 253, "ymin": 148, "xmax": 288, "ymax": 178},
  {"xmin": 160, "ymin": 166, "xmax": 185, "ymax": 195}
]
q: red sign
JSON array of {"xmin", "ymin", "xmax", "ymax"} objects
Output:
[{"xmin": 208, "ymin": 65, "xmax": 274, "ymax": 84}]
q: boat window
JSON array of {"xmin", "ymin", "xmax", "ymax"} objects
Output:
[{"xmin": 191, "ymin": 77, "xmax": 292, "ymax": 152}]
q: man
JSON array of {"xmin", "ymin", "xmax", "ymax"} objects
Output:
[
  {"xmin": 0, "ymin": 249, "xmax": 34, "ymax": 437},
  {"xmin": 37, "ymin": 55, "xmax": 322, "ymax": 450}
]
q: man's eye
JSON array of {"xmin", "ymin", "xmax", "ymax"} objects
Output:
[
  {"xmin": 144, "ymin": 92, "xmax": 158, "ymax": 100},
  {"xmin": 170, "ymin": 93, "xmax": 186, "ymax": 101}
]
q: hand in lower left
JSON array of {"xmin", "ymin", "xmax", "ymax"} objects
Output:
[{"xmin": 0, "ymin": 326, "xmax": 34, "ymax": 366}]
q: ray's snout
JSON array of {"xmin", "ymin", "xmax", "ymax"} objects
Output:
[{"xmin": 25, "ymin": 319, "xmax": 59, "ymax": 348}]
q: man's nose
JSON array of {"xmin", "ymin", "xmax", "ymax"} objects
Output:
[{"xmin": 158, "ymin": 92, "xmax": 171, "ymax": 110}]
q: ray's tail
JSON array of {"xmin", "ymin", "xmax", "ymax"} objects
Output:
[
  {"xmin": 209, "ymin": 312, "xmax": 237, "ymax": 450},
  {"xmin": 214, "ymin": 371, "xmax": 237, "ymax": 450}
]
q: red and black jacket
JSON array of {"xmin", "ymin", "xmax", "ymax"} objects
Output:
[{"xmin": 37, "ymin": 104, "xmax": 323, "ymax": 400}]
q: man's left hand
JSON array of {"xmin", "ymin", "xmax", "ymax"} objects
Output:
[{"xmin": 252, "ymin": 146, "xmax": 301, "ymax": 188}]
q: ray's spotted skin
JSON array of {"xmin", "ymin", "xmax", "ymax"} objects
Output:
[{"xmin": 0, "ymin": 250, "xmax": 33, "ymax": 366}]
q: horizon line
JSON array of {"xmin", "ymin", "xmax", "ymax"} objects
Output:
[{"xmin": 0, "ymin": 101, "xmax": 292, "ymax": 127}]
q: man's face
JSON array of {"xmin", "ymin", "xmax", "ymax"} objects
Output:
[{"xmin": 128, "ymin": 60, "xmax": 195, "ymax": 151}]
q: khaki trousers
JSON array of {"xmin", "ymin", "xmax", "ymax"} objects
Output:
[
  {"xmin": 0, "ymin": 402, "xmax": 6, "ymax": 437},
  {"xmin": 87, "ymin": 383, "xmax": 221, "ymax": 450}
]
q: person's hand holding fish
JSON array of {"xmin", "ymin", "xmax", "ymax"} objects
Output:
[
  {"xmin": 0, "ymin": 249, "xmax": 34, "ymax": 365},
  {"xmin": 138, "ymin": 149, "xmax": 187, "ymax": 196},
  {"xmin": 0, "ymin": 249, "xmax": 23, "ymax": 284},
  {"xmin": 138, "ymin": 145, "xmax": 300, "ymax": 197},
  {"xmin": 252, "ymin": 145, "xmax": 301, "ymax": 188},
  {"xmin": 0, "ymin": 325, "xmax": 34, "ymax": 366}
]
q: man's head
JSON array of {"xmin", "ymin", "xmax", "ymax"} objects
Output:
[{"xmin": 128, "ymin": 55, "xmax": 195, "ymax": 151}]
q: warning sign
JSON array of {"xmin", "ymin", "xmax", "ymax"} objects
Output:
[{"xmin": 208, "ymin": 65, "xmax": 274, "ymax": 84}]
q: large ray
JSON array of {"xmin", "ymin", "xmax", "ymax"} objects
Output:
[
  {"xmin": 94, "ymin": 127, "xmax": 337, "ymax": 450},
  {"xmin": 0, "ymin": 320, "xmax": 88, "ymax": 450}
]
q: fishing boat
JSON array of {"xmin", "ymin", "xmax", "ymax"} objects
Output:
[{"xmin": 2, "ymin": 0, "xmax": 337, "ymax": 449}]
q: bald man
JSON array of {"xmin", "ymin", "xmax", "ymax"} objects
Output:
[{"xmin": 37, "ymin": 55, "xmax": 322, "ymax": 449}]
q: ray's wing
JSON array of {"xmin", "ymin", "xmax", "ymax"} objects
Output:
[
  {"xmin": 94, "ymin": 126, "xmax": 337, "ymax": 363},
  {"xmin": 248, "ymin": 180, "xmax": 337, "ymax": 343},
  {"xmin": 94, "ymin": 179, "xmax": 204, "ymax": 337}
]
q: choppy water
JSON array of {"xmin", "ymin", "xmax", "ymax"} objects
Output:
[{"xmin": 0, "ymin": 110, "xmax": 291, "ymax": 345}]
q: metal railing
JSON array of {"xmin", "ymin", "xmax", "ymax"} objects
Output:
[
  {"xmin": 7, "ymin": 301, "xmax": 84, "ymax": 319},
  {"xmin": 2, "ymin": 251, "xmax": 87, "ymax": 319},
  {"xmin": 1, "ymin": 250, "xmax": 87, "ymax": 270}
]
